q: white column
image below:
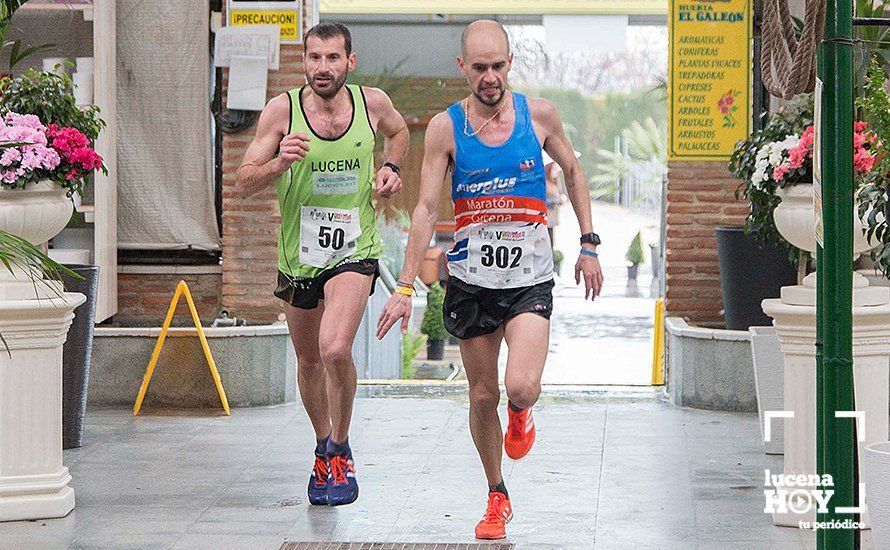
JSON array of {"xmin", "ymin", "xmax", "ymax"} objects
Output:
[
  {"xmin": 763, "ymin": 272, "xmax": 890, "ymax": 527},
  {"xmin": 0, "ymin": 293, "xmax": 85, "ymax": 522}
]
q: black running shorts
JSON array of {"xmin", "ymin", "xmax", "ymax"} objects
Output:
[
  {"xmin": 274, "ymin": 258, "xmax": 379, "ymax": 310},
  {"xmin": 443, "ymin": 276, "xmax": 555, "ymax": 340}
]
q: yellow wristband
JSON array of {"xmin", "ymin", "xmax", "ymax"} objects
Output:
[{"xmin": 395, "ymin": 286, "xmax": 414, "ymax": 296}]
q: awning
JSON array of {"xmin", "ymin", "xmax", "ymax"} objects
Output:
[{"xmin": 320, "ymin": 0, "xmax": 667, "ymax": 16}]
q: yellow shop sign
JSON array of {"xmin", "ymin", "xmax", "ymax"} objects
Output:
[{"xmin": 668, "ymin": 0, "xmax": 752, "ymax": 161}]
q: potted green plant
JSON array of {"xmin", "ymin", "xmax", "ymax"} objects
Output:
[
  {"xmin": 856, "ymin": 58, "xmax": 890, "ymax": 278},
  {"xmin": 625, "ymin": 231, "xmax": 645, "ymax": 281},
  {"xmin": 552, "ymin": 249, "xmax": 564, "ymax": 276},
  {"xmin": 721, "ymin": 96, "xmax": 812, "ymax": 329},
  {"xmin": 420, "ymin": 282, "xmax": 448, "ymax": 360}
]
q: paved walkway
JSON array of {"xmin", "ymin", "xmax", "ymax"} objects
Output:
[
  {"xmin": 509, "ymin": 201, "xmax": 660, "ymax": 386},
  {"xmin": 0, "ymin": 393, "xmax": 874, "ymax": 549}
]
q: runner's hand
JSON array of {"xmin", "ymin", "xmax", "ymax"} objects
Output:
[
  {"xmin": 575, "ymin": 252, "xmax": 604, "ymax": 301},
  {"xmin": 277, "ymin": 132, "xmax": 311, "ymax": 170},
  {"xmin": 375, "ymin": 166, "xmax": 402, "ymax": 198},
  {"xmin": 376, "ymin": 293, "xmax": 412, "ymax": 339}
]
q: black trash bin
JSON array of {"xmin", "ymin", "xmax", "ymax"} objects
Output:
[
  {"xmin": 60, "ymin": 264, "xmax": 99, "ymax": 449},
  {"xmin": 715, "ymin": 227, "xmax": 797, "ymax": 330}
]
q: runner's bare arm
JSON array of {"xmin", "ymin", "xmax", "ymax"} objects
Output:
[
  {"xmin": 235, "ymin": 94, "xmax": 311, "ymax": 198},
  {"xmin": 531, "ymin": 98, "xmax": 604, "ymax": 300},
  {"xmin": 363, "ymin": 86, "xmax": 409, "ymax": 198},
  {"xmin": 531, "ymin": 98, "xmax": 593, "ymax": 234},
  {"xmin": 375, "ymin": 112, "xmax": 453, "ymax": 339}
]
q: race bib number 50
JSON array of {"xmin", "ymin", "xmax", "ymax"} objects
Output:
[
  {"xmin": 299, "ymin": 206, "xmax": 362, "ymax": 268},
  {"xmin": 467, "ymin": 224, "xmax": 535, "ymax": 287}
]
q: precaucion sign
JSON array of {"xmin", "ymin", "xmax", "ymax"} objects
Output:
[
  {"xmin": 228, "ymin": 0, "xmax": 301, "ymax": 43},
  {"xmin": 668, "ymin": 0, "xmax": 752, "ymax": 161}
]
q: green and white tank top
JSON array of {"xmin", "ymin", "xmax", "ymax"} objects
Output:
[{"xmin": 275, "ymin": 84, "xmax": 380, "ymax": 278}]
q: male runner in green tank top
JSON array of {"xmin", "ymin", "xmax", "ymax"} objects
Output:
[{"xmin": 235, "ymin": 22, "xmax": 408, "ymax": 507}]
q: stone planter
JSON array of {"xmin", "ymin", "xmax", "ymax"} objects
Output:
[
  {"xmin": 0, "ymin": 180, "xmax": 73, "ymax": 301},
  {"xmin": 0, "ymin": 180, "xmax": 72, "ymax": 246},
  {"xmin": 749, "ymin": 326, "xmax": 784, "ymax": 455},
  {"xmin": 863, "ymin": 441, "xmax": 890, "ymax": 547},
  {"xmin": 774, "ymin": 183, "xmax": 871, "ymax": 254}
]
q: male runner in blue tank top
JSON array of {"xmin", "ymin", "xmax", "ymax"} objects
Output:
[{"xmin": 376, "ymin": 19, "xmax": 604, "ymax": 539}]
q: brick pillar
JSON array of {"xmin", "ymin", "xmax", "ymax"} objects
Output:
[
  {"xmin": 664, "ymin": 160, "xmax": 749, "ymax": 326},
  {"xmin": 220, "ymin": 2, "xmax": 312, "ymax": 323}
]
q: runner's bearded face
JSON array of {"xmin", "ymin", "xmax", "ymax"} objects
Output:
[
  {"xmin": 464, "ymin": 55, "xmax": 511, "ymax": 106},
  {"xmin": 305, "ymin": 35, "xmax": 353, "ymax": 100}
]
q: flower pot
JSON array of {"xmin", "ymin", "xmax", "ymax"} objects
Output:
[
  {"xmin": 627, "ymin": 264, "xmax": 639, "ymax": 280},
  {"xmin": 649, "ymin": 243, "xmax": 660, "ymax": 279},
  {"xmin": 0, "ymin": 180, "xmax": 72, "ymax": 245},
  {"xmin": 427, "ymin": 339, "xmax": 445, "ymax": 360},
  {"xmin": 774, "ymin": 183, "xmax": 872, "ymax": 254},
  {"xmin": 864, "ymin": 441, "xmax": 890, "ymax": 545},
  {"xmin": 60, "ymin": 264, "xmax": 99, "ymax": 449},
  {"xmin": 716, "ymin": 227, "xmax": 797, "ymax": 330}
]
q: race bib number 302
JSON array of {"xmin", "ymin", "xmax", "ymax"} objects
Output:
[
  {"xmin": 466, "ymin": 224, "xmax": 535, "ymax": 287},
  {"xmin": 299, "ymin": 206, "xmax": 362, "ymax": 268}
]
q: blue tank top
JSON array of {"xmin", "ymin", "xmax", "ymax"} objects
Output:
[{"xmin": 444, "ymin": 92, "xmax": 554, "ymax": 289}]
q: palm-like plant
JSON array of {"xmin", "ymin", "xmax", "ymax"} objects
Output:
[
  {"xmin": 0, "ymin": 230, "xmax": 77, "ymax": 353},
  {"xmin": 0, "ymin": 1, "xmax": 55, "ymax": 72},
  {"xmin": 590, "ymin": 118, "xmax": 666, "ymax": 209}
]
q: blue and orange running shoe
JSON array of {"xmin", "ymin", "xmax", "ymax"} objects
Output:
[
  {"xmin": 326, "ymin": 454, "xmax": 358, "ymax": 506},
  {"xmin": 504, "ymin": 406, "xmax": 536, "ymax": 459},
  {"xmin": 475, "ymin": 491, "xmax": 513, "ymax": 540},
  {"xmin": 307, "ymin": 455, "xmax": 329, "ymax": 505}
]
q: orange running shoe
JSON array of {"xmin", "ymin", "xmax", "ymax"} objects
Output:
[
  {"xmin": 474, "ymin": 491, "xmax": 513, "ymax": 540},
  {"xmin": 504, "ymin": 405, "xmax": 535, "ymax": 459}
]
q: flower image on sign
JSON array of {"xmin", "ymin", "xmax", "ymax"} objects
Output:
[{"xmin": 668, "ymin": 0, "xmax": 752, "ymax": 161}]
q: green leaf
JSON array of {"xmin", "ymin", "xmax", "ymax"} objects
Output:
[{"xmin": 9, "ymin": 41, "xmax": 55, "ymax": 69}]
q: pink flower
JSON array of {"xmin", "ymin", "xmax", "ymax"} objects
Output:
[
  {"xmin": 1, "ymin": 170, "xmax": 17, "ymax": 184},
  {"xmin": 19, "ymin": 150, "xmax": 40, "ymax": 170},
  {"xmin": 787, "ymin": 145, "xmax": 808, "ymax": 169},
  {"xmin": 854, "ymin": 132, "xmax": 868, "ymax": 149},
  {"xmin": 40, "ymin": 149, "xmax": 60, "ymax": 170},
  {"xmin": 855, "ymin": 121, "xmax": 869, "ymax": 133},
  {"xmin": 798, "ymin": 126, "xmax": 815, "ymax": 150},
  {"xmin": 0, "ymin": 147, "xmax": 21, "ymax": 166},
  {"xmin": 773, "ymin": 164, "xmax": 790, "ymax": 181},
  {"xmin": 4, "ymin": 113, "xmax": 44, "ymax": 132},
  {"xmin": 854, "ymin": 149, "xmax": 875, "ymax": 174}
]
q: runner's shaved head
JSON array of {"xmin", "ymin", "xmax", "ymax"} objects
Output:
[{"xmin": 461, "ymin": 19, "xmax": 510, "ymax": 58}]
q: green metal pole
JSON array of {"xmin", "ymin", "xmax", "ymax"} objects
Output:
[{"xmin": 817, "ymin": 0, "xmax": 857, "ymax": 544}]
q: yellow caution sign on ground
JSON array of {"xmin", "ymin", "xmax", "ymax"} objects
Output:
[{"xmin": 133, "ymin": 280, "xmax": 230, "ymax": 416}]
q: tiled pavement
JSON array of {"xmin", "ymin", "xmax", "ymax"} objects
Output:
[{"xmin": 0, "ymin": 392, "xmax": 875, "ymax": 549}]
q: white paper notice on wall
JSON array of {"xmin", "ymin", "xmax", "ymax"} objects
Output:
[
  {"xmin": 227, "ymin": 55, "xmax": 269, "ymax": 111},
  {"xmin": 214, "ymin": 25, "xmax": 279, "ymax": 70}
]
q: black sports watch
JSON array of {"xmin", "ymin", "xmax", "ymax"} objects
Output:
[
  {"xmin": 383, "ymin": 162, "xmax": 400, "ymax": 175},
  {"xmin": 580, "ymin": 232, "xmax": 601, "ymax": 246}
]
